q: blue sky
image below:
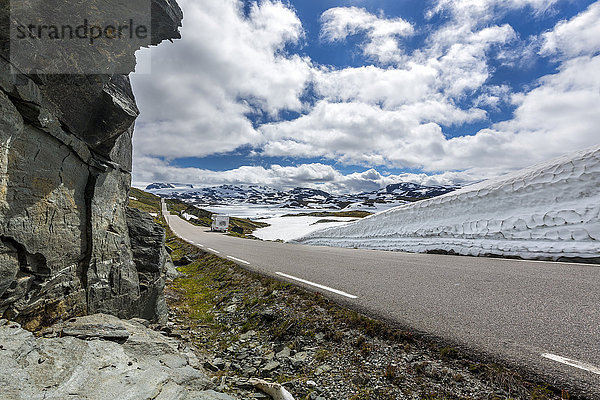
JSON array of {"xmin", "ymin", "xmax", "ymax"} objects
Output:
[{"xmin": 131, "ymin": 0, "xmax": 600, "ymax": 193}]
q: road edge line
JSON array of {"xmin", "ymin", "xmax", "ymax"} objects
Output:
[
  {"xmin": 227, "ymin": 256, "xmax": 251, "ymax": 265},
  {"xmin": 542, "ymin": 353, "xmax": 600, "ymax": 375},
  {"xmin": 275, "ymin": 272, "xmax": 358, "ymax": 299}
]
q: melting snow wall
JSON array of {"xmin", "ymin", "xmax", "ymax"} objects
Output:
[{"xmin": 297, "ymin": 145, "xmax": 600, "ymax": 262}]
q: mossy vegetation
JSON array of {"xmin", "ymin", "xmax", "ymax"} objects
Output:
[
  {"xmin": 531, "ymin": 386, "xmax": 553, "ymax": 400},
  {"xmin": 440, "ymin": 346, "xmax": 459, "ymax": 360}
]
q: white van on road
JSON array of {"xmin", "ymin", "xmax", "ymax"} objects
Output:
[{"xmin": 211, "ymin": 215, "xmax": 230, "ymax": 232}]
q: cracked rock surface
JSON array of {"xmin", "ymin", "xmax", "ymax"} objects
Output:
[{"xmin": 0, "ymin": 314, "xmax": 237, "ymax": 400}]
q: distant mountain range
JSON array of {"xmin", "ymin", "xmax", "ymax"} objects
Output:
[{"xmin": 144, "ymin": 182, "xmax": 459, "ymax": 211}]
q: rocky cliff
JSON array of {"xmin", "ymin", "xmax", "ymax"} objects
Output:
[{"xmin": 0, "ymin": 0, "xmax": 183, "ymax": 330}]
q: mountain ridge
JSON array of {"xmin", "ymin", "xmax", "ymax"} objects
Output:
[{"xmin": 144, "ymin": 182, "xmax": 460, "ymax": 211}]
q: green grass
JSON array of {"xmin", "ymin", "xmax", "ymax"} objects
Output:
[
  {"xmin": 171, "ymin": 254, "xmax": 229, "ymax": 324},
  {"xmin": 439, "ymin": 346, "xmax": 459, "ymax": 360},
  {"xmin": 531, "ymin": 386, "xmax": 553, "ymax": 400},
  {"xmin": 128, "ymin": 187, "xmax": 162, "ymax": 214},
  {"xmin": 165, "ymin": 198, "xmax": 189, "ymax": 214}
]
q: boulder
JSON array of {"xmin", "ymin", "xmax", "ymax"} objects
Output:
[{"xmin": 0, "ymin": 314, "xmax": 237, "ymax": 400}]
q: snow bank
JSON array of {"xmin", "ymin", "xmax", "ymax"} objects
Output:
[{"xmin": 297, "ymin": 145, "xmax": 600, "ymax": 262}]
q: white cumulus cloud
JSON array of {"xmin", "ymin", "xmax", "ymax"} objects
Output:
[
  {"xmin": 131, "ymin": 0, "xmax": 312, "ymax": 159},
  {"xmin": 541, "ymin": 1, "xmax": 600, "ymax": 59},
  {"xmin": 320, "ymin": 7, "xmax": 414, "ymax": 64},
  {"xmin": 133, "ymin": 156, "xmax": 470, "ymax": 193}
]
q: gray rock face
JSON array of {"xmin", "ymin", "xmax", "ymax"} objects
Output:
[
  {"xmin": 0, "ymin": 1, "xmax": 182, "ymax": 329},
  {"xmin": 126, "ymin": 207, "xmax": 169, "ymax": 324},
  {"xmin": 0, "ymin": 314, "xmax": 239, "ymax": 400}
]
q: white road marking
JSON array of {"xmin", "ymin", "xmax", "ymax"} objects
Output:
[
  {"xmin": 194, "ymin": 243, "xmax": 205, "ymax": 247},
  {"xmin": 227, "ymin": 256, "xmax": 251, "ymax": 265},
  {"xmin": 542, "ymin": 353, "xmax": 600, "ymax": 375},
  {"xmin": 207, "ymin": 247, "xmax": 220, "ymax": 254},
  {"xmin": 275, "ymin": 272, "xmax": 358, "ymax": 299}
]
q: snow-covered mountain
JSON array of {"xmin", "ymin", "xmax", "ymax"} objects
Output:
[
  {"xmin": 297, "ymin": 145, "xmax": 600, "ymax": 262},
  {"xmin": 144, "ymin": 182, "xmax": 458, "ymax": 211},
  {"xmin": 145, "ymin": 183, "xmax": 194, "ymax": 190}
]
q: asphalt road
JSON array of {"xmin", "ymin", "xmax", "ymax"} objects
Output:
[{"xmin": 162, "ymin": 201, "xmax": 600, "ymax": 398}]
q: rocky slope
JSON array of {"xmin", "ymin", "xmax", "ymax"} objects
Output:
[
  {"xmin": 0, "ymin": 314, "xmax": 235, "ymax": 400},
  {"xmin": 0, "ymin": 0, "xmax": 183, "ymax": 330}
]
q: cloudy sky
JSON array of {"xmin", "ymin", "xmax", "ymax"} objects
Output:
[{"xmin": 130, "ymin": 0, "xmax": 600, "ymax": 193}]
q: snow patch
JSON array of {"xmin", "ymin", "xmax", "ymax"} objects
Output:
[
  {"xmin": 181, "ymin": 212, "xmax": 199, "ymax": 221},
  {"xmin": 254, "ymin": 216, "xmax": 356, "ymax": 242}
]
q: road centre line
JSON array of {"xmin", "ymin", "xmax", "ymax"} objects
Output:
[{"xmin": 275, "ymin": 272, "xmax": 358, "ymax": 299}]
